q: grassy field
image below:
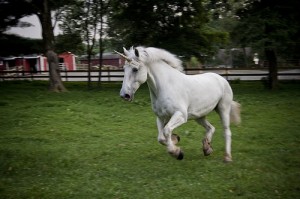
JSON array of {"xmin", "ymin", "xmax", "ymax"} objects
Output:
[{"xmin": 0, "ymin": 80, "xmax": 299, "ymax": 199}]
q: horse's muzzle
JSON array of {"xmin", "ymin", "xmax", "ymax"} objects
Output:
[{"xmin": 120, "ymin": 93, "xmax": 132, "ymax": 101}]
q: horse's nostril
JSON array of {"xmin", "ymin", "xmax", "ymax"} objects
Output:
[{"xmin": 124, "ymin": 94, "xmax": 131, "ymax": 99}]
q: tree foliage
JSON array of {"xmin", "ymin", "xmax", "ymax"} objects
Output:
[
  {"xmin": 59, "ymin": 0, "xmax": 109, "ymax": 87},
  {"xmin": 58, "ymin": 0, "xmax": 109, "ymax": 54},
  {"xmin": 108, "ymin": 0, "xmax": 214, "ymax": 59},
  {"xmin": 55, "ymin": 32, "xmax": 85, "ymax": 54},
  {"xmin": 0, "ymin": 34, "xmax": 43, "ymax": 56},
  {"xmin": 0, "ymin": 0, "xmax": 34, "ymax": 33},
  {"xmin": 3, "ymin": 0, "xmax": 299, "ymax": 76},
  {"xmin": 0, "ymin": 0, "xmax": 77, "ymax": 91},
  {"xmin": 231, "ymin": 0, "xmax": 300, "ymax": 89},
  {"xmin": 233, "ymin": 0, "xmax": 300, "ymax": 59}
]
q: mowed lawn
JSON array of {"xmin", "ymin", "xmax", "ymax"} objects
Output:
[{"xmin": 0, "ymin": 80, "xmax": 299, "ymax": 199}]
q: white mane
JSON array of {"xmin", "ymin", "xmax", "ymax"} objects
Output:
[{"xmin": 130, "ymin": 47, "xmax": 184, "ymax": 72}]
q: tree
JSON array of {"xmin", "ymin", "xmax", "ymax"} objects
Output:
[
  {"xmin": 36, "ymin": 0, "xmax": 68, "ymax": 92},
  {"xmin": 203, "ymin": 0, "xmax": 251, "ymax": 67},
  {"xmin": 233, "ymin": 0, "xmax": 300, "ymax": 89},
  {"xmin": 0, "ymin": 0, "xmax": 75, "ymax": 92},
  {"xmin": 55, "ymin": 33, "xmax": 85, "ymax": 55},
  {"xmin": 108, "ymin": 0, "xmax": 213, "ymax": 59},
  {"xmin": 59, "ymin": 0, "xmax": 109, "ymax": 88},
  {"xmin": 0, "ymin": 34, "xmax": 43, "ymax": 56},
  {"xmin": 0, "ymin": 0, "xmax": 34, "ymax": 33},
  {"xmin": 97, "ymin": 0, "xmax": 109, "ymax": 86}
]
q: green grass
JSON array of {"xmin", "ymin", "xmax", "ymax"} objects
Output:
[{"xmin": 0, "ymin": 80, "xmax": 300, "ymax": 199}]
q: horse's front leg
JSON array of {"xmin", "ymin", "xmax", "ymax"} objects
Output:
[
  {"xmin": 163, "ymin": 111, "xmax": 187, "ymax": 160},
  {"xmin": 157, "ymin": 117, "xmax": 181, "ymax": 146}
]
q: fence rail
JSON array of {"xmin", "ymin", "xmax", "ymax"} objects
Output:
[{"xmin": 1, "ymin": 68, "xmax": 300, "ymax": 82}]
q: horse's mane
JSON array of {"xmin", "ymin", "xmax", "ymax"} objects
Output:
[{"xmin": 131, "ymin": 47, "xmax": 183, "ymax": 72}]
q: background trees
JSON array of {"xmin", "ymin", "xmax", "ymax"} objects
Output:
[
  {"xmin": 108, "ymin": 0, "xmax": 228, "ymax": 60},
  {"xmin": 0, "ymin": 34, "xmax": 43, "ymax": 56},
  {"xmin": 1, "ymin": 0, "xmax": 299, "ymax": 90},
  {"xmin": 202, "ymin": 0, "xmax": 300, "ymax": 89},
  {"xmin": 232, "ymin": 0, "xmax": 300, "ymax": 89},
  {"xmin": 58, "ymin": 0, "xmax": 109, "ymax": 87},
  {"xmin": 0, "ymin": 0, "xmax": 76, "ymax": 92}
]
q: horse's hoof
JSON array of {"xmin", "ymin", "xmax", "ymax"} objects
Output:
[
  {"xmin": 177, "ymin": 150, "xmax": 184, "ymax": 160},
  {"xmin": 168, "ymin": 148, "xmax": 184, "ymax": 160},
  {"xmin": 203, "ymin": 147, "xmax": 213, "ymax": 156},
  {"xmin": 223, "ymin": 155, "xmax": 232, "ymax": 163},
  {"xmin": 171, "ymin": 134, "xmax": 180, "ymax": 145},
  {"xmin": 202, "ymin": 138, "xmax": 213, "ymax": 156}
]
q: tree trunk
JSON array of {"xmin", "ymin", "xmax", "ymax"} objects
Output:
[
  {"xmin": 98, "ymin": 0, "xmax": 104, "ymax": 87},
  {"xmin": 38, "ymin": 0, "xmax": 67, "ymax": 92},
  {"xmin": 87, "ymin": 54, "xmax": 91, "ymax": 88},
  {"xmin": 98, "ymin": 31, "xmax": 104, "ymax": 86},
  {"xmin": 47, "ymin": 50, "xmax": 67, "ymax": 92},
  {"xmin": 265, "ymin": 47, "xmax": 278, "ymax": 90},
  {"xmin": 264, "ymin": 22, "xmax": 278, "ymax": 90},
  {"xmin": 98, "ymin": 43, "xmax": 103, "ymax": 87}
]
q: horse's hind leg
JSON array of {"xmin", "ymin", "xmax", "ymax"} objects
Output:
[
  {"xmin": 196, "ymin": 117, "xmax": 215, "ymax": 156},
  {"xmin": 217, "ymin": 102, "xmax": 233, "ymax": 162}
]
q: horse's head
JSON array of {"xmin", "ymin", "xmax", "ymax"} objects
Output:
[{"xmin": 117, "ymin": 47, "xmax": 147, "ymax": 101}]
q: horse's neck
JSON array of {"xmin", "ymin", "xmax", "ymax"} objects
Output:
[{"xmin": 146, "ymin": 62, "xmax": 183, "ymax": 99}]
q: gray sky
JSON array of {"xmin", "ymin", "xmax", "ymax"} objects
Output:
[{"xmin": 5, "ymin": 15, "xmax": 61, "ymax": 39}]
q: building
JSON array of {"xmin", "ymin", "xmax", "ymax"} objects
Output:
[
  {"xmin": 0, "ymin": 52, "xmax": 124, "ymax": 72},
  {"xmin": 58, "ymin": 52, "xmax": 77, "ymax": 70},
  {"xmin": 0, "ymin": 52, "xmax": 77, "ymax": 72},
  {"xmin": 79, "ymin": 53, "xmax": 124, "ymax": 69},
  {"xmin": 0, "ymin": 55, "xmax": 46, "ymax": 72}
]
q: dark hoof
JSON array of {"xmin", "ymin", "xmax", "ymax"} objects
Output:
[
  {"xmin": 177, "ymin": 150, "xmax": 184, "ymax": 160},
  {"xmin": 203, "ymin": 147, "xmax": 213, "ymax": 156}
]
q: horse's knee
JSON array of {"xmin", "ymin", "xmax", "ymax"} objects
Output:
[
  {"xmin": 171, "ymin": 134, "xmax": 180, "ymax": 145},
  {"xmin": 210, "ymin": 126, "xmax": 216, "ymax": 135},
  {"xmin": 158, "ymin": 138, "xmax": 167, "ymax": 145}
]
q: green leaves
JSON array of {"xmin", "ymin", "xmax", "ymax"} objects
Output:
[
  {"xmin": 233, "ymin": 0, "xmax": 300, "ymax": 59},
  {"xmin": 108, "ymin": 0, "xmax": 210, "ymax": 58}
]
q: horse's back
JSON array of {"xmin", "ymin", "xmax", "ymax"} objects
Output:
[{"xmin": 187, "ymin": 72, "xmax": 231, "ymax": 95}]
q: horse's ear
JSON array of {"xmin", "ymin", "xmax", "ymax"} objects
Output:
[
  {"xmin": 135, "ymin": 48, "xmax": 139, "ymax": 57},
  {"xmin": 123, "ymin": 47, "xmax": 129, "ymax": 56}
]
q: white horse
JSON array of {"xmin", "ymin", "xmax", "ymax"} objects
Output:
[{"xmin": 116, "ymin": 46, "xmax": 241, "ymax": 162}]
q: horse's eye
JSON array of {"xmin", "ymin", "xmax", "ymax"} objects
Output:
[{"xmin": 132, "ymin": 68, "xmax": 138, "ymax": 73}]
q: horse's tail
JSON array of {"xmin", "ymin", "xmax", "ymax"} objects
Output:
[{"xmin": 230, "ymin": 101, "xmax": 241, "ymax": 125}]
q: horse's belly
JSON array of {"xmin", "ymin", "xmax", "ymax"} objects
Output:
[
  {"xmin": 186, "ymin": 75, "xmax": 224, "ymax": 119},
  {"xmin": 152, "ymin": 98, "xmax": 218, "ymax": 120},
  {"xmin": 151, "ymin": 73, "xmax": 226, "ymax": 120},
  {"xmin": 186, "ymin": 89, "xmax": 222, "ymax": 119},
  {"xmin": 187, "ymin": 101, "xmax": 218, "ymax": 119}
]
